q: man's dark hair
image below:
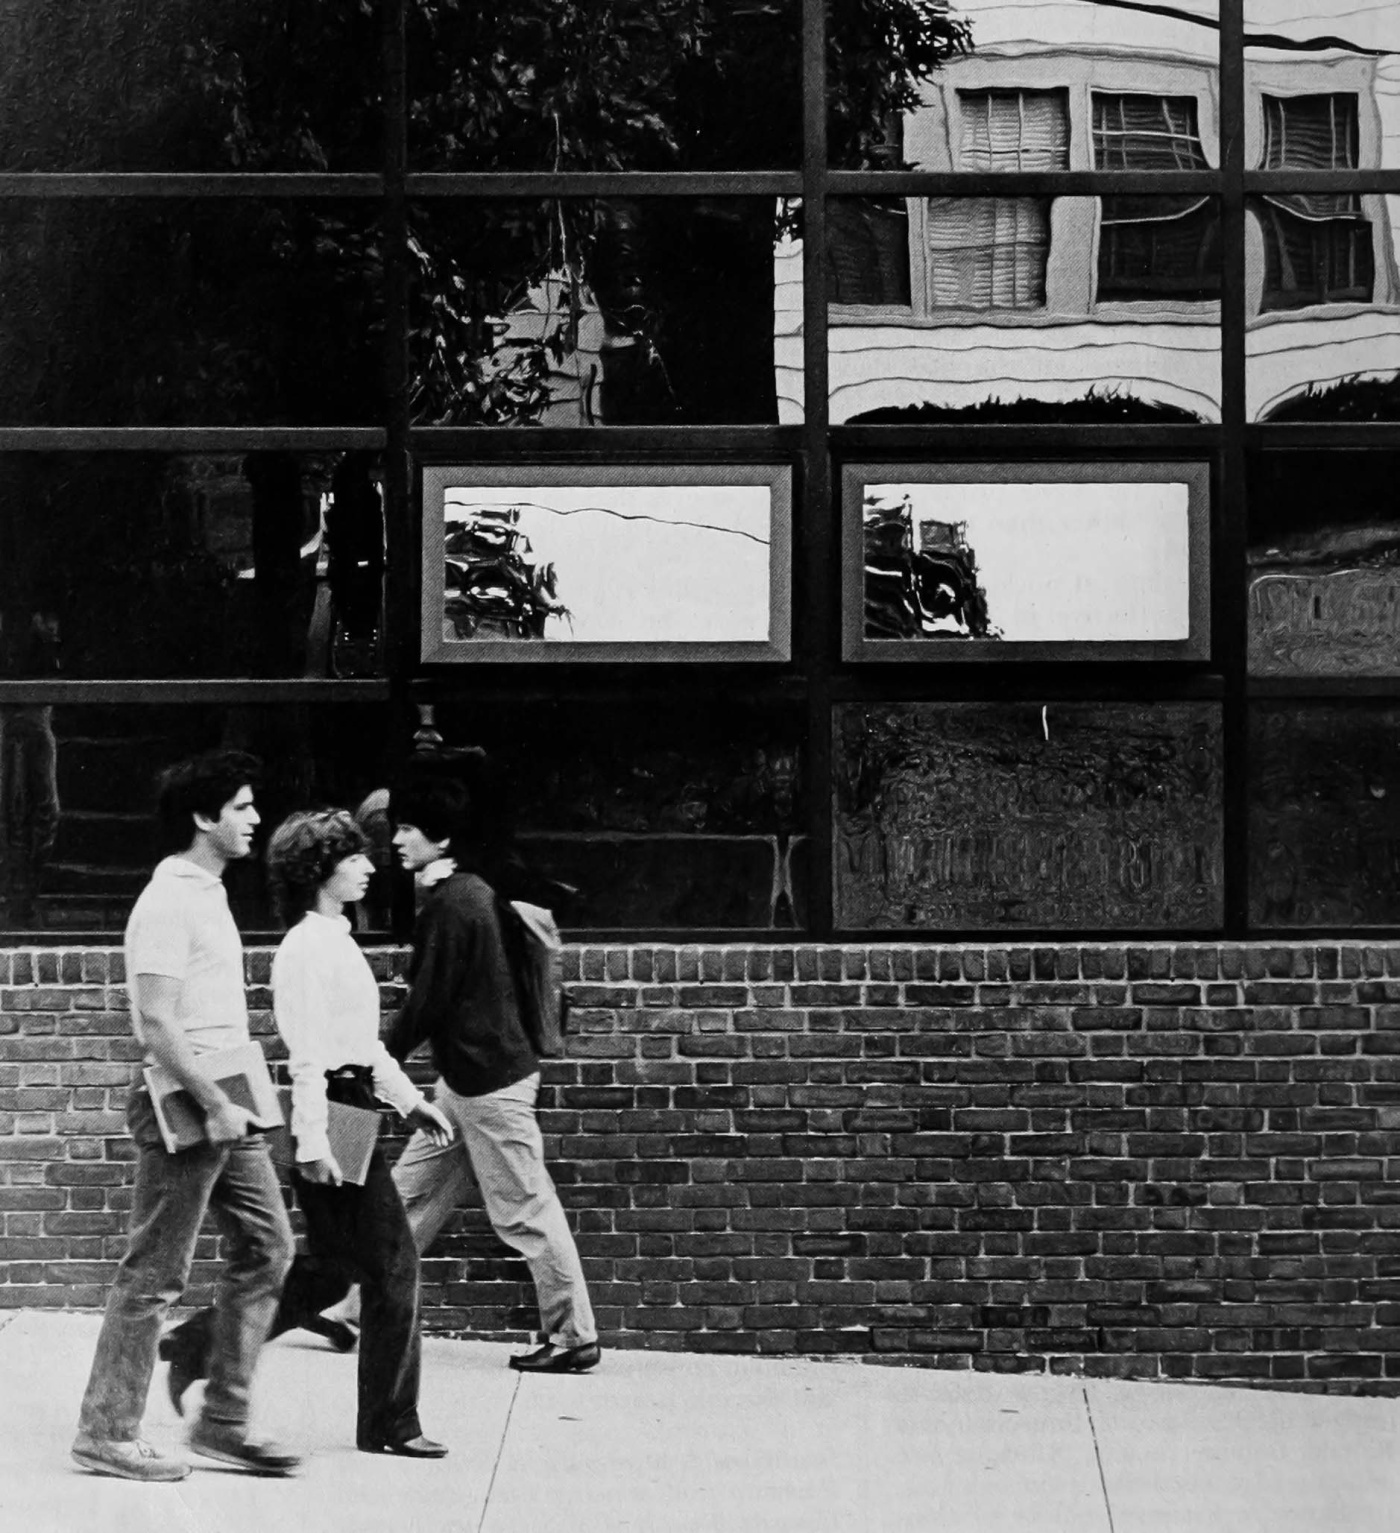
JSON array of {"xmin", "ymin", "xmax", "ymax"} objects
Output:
[
  {"xmin": 389, "ymin": 749, "xmax": 484, "ymax": 850},
  {"xmin": 156, "ymin": 749, "xmax": 262, "ymax": 847}
]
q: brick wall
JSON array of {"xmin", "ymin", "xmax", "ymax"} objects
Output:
[{"xmin": 3, "ymin": 941, "xmax": 1400, "ymax": 1395}]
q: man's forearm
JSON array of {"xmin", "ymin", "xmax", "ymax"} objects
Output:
[{"xmin": 140, "ymin": 1016, "xmax": 232, "ymax": 1113}]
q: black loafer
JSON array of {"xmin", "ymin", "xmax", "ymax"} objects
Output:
[
  {"xmin": 305, "ymin": 1316, "xmax": 359, "ymax": 1353},
  {"xmin": 509, "ymin": 1341, "xmax": 602, "ymax": 1374},
  {"xmin": 358, "ymin": 1434, "xmax": 448, "ymax": 1458}
]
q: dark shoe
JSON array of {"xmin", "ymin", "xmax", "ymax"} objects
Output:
[
  {"xmin": 157, "ymin": 1333, "xmax": 205, "ymax": 1417},
  {"xmin": 508, "ymin": 1341, "xmax": 601, "ymax": 1374},
  {"xmin": 189, "ymin": 1426, "xmax": 301, "ymax": 1477},
  {"xmin": 304, "ymin": 1315, "xmax": 359, "ymax": 1353},
  {"xmin": 72, "ymin": 1435, "xmax": 191, "ymax": 1482},
  {"xmin": 358, "ymin": 1434, "xmax": 448, "ymax": 1458}
]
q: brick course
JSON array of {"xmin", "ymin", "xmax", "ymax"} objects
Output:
[{"xmin": 3, "ymin": 942, "xmax": 1400, "ymax": 1394}]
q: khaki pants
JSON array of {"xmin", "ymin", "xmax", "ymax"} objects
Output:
[{"xmin": 391, "ymin": 1073, "xmax": 597, "ymax": 1349}]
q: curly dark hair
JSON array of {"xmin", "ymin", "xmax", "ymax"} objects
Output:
[
  {"xmin": 265, "ymin": 809, "xmax": 369, "ymax": 926},
  {"xmin": 156, "ymin": 749, "xmax": 262, "ymax": 849}
]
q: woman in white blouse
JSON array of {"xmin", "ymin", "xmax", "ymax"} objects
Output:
[{"xmin": 159, "ymin": 810, "xmax": 455, "ymax": 1459}]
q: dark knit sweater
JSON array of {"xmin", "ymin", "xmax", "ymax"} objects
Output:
[{"xmin": 384, "ymin": 871, "xmax": 538, "ymax": 1097}]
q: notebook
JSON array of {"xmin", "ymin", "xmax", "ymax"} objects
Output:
[
  {"xmin": 142, "ymin": 1041, "xmax": 284, "ymax": 1154},
  {"xmin": 267, "ymin": 1087, "xmax": 381, "ymax": 1187}
]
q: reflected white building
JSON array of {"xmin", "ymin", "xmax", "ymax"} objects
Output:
[{"xmin": 775, "ymin": 0, "xmax": 1400, "ymax": 424}]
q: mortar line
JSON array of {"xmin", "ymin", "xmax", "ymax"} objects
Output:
[
  {"xmin": 476, "ymin": 1370, "xmax": 523, "ymax": 1533},
  {"xmin": 1082, "ymin": 1386, "xmax": 1118, "ymax": 1533}
]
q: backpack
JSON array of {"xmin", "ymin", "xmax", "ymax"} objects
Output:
[{"xmin": 496, "ymin": 896, "xmax": 569, "ymax": 1057}]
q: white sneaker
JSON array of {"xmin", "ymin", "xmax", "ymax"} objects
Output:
[{"xmin": 72, "ymin": 1434, "xmax": 191, "ymax": 1481}]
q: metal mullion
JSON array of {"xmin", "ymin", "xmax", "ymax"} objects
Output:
[
  {"xmin": 1249, "ymin": 677, "xmax": 1400, "ymax": 701},
  {"xmin": 0, "ymin": 681, "xmax": 390, "ymax": 704},
  {"xmin": 828, "ymin": 170, "xmax": 1219, "ymax": 196},
  {"xmin": 409, "ymin": 425, "xmax": 802, "ymax": 460},
  {"xmin": 1219, "ymin": 0, "xmax": 1249, "ymax": 938},
  {"xmin": 407, "ymin": 172, "xmax": 802, "ymax": 198},
  {"xmin": 829, "ymin": 669, "xmax": 1226, "ymax": 705},
  {"xmin": 0, "ymin": 428, "xmax": 386, "ymax": 451},
  {"xmin": 801, "ymin": 0, "xmax": 833, "ymax": 937},
  {"xmin": 1246, "ymin": 170, "xmax": 1400, "ymax": 195},
  {"xmin": 0, "ymin": 174, "xmax": 382, "ymax": 198}
]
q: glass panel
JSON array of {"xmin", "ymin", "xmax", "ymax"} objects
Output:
[
  {"xmin": 0, "ymin": 452, "xmax": 384, "ymax": 680},
  {"xmin": 838, "ymin": 0, "xmax": 1220, "ymax": 169},
  {"xmin": 1247, "ymin": 194, "xmax": 1400, "ymax": 419},
  {"xmin": 827, "ymin": 197, "xmax": 1221, "ymax": 423},
  {"xmin": 1248, "ymin": 450, "xmax": 1400, "ymax": 675},
  {"xmin": 0, "ymin": 4, "xmax": 382, "ymax": 172},
  {"xmin": 3, "ymin": 703, "xmax": 397, "ymax": 933},
  {"xmin": 1250, "ymin": 703, "xmax": 1400, "ymax": 928},
  {"xmin": 1246, "ymin": 3, "xmax": 1400, "ymax": 169},
  {"xmin": 834, "ymin": 702, "xmax": 1224, "ymax": 932},
  {"xmin": 0, "ymin": 201, "xmax": 383, "ymax": 426},
  {"xmin": 432, "ymin": 700, "xmax": 807, "ymax": 930},
  {"xmin": 409, "ymin": 199, "xmax": 801, "ymax": 426},
  {"xmin": 846, "ymin": 463, "xmax": 1208, "ymax": 660},
  {"xmin": 408, "ymin": 2, "xmax": 798, "ymax": 170}
]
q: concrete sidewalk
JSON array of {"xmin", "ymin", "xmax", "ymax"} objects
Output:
[{"xmin": 1, "ymin": 1313, "xmax": 1396, "ymax": 1533}]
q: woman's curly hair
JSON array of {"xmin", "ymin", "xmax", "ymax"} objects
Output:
[{"xmin": 266, "ymin": 809, "xmax": 369, "ymax": 926}]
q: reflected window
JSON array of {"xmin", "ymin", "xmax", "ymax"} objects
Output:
[
  {"xmin": 923, "ymin": 198, "xmax": 1050, "ymax": 310},
  {"xmin": 827, "ymin": 200, "xmax": 910, "ymax": 306},
  {"xmin": 1258, "ymin": 94, "xmax": 1371, "ymax": 310},
  {"xmin": 1093, "ymin": 93, "xmax": 1218, "ymax": 303},
  {"xmin": 958, "ymin": 89, "xmax": 1069, "ymax": 172}
]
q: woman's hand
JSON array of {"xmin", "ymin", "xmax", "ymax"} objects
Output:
[
  {"xmin": 410, "ymin": 1101, "xmax": 455, "ymax": 1146},
  {"xmin": 300, "ymin": 1154, "xmax": 343, "ymax": 1186}
]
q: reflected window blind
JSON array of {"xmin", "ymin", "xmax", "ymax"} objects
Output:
[
  {"xmin": 924, "ymin": 198, "xmax": 1050, "ymax": 309},
  {"xmin": 958, "ymin": 90, "xmax": 1069, "ymax": 171}
]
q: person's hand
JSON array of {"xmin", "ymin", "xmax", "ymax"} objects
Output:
[
  {"xmin": 204, "ymin": 1100, "xmax": 254, "ymax": 1145},
  {"xmin": 410, "ymin": 1101, "xmax": 454, "ymax": 1146},
  {"xmin": 300, "ymin": 1155, "xmax": 343, "ymax": 1186}
]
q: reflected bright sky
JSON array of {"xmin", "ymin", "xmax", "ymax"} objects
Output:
[
  {"xmin": 872, "ymin": 480, "xmax": 1191, "ymax": 640},
  {"xmin": 444, "ymin": 484, "xmax": 771, "ymax": 642}
]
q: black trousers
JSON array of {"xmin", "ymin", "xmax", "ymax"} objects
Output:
[{"xmin": 166, "ymin": 1075, "xmax": 425, "ymax": 1448}]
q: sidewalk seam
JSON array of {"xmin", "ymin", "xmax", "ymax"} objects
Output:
[
  {"xmin": 1082, "ymin": 1386, "xmax": 1118, "ymax": 1533},
  {"xmin": 476, "ymin": 1369, "xmax": 522, "ymax": 1533}
]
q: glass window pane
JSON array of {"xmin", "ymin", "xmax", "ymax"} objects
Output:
[
  {"xmin": 0, "ymin": 452, "xmax": 384, "ymax": 680},
  {"xmin": 835, "ymin": 702, "xmax": 1224, "ymax": 932},
  {"xmin": 409, "ymin": 199, "xmax": 801, "ymax": 426},
  {"xmin": 1247, "ymin": 193, "xmax": 1400, "ymax": 419},
  {"xmin": 1251, "ymin": 702, "xmax": 1400, "ymax": 928},
  {"xmin": 3, "ymin": 702, "xmax": 397, "ymax": 933},
  {"xmin": 1247, "ymin": 4, "xmax": 1400, "ymax": 169},
  {"xmin": 431, "ymin": 700, "xmax": 806, "ymax": 930},
  {"xmin": 408, "ymin": 3, "xmax": 798, "ymax": 170},
  {"xmin": 839, "ymin": 1, "xmax": 1219, "ymax": 169},
  {"xmin": 0, "ymin": 201, "xmax": 384, "ymax": 427},
  {"xmin": 827, "ymin": 197, "xmax": 1220, "ymax": 424},
  {"xmin": 0, "ymin": 4, "xmax": 383, "ymax": 172},
  {"xmin": 1248, "ymin": 450, "xmax": 1400, "ymax": 675}
]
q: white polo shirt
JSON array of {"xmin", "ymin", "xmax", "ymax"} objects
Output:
[{"xmin": 125, "ymin": 855, "xmax": 250, "ymax": 1062}]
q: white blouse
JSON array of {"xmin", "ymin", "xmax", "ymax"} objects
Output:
[{"xmin": 272, "ymin": 910, "xmax": 424, "ymax": 1165}]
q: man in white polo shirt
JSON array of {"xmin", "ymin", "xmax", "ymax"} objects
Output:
[{"xmin": 72, "ymin": 750, "xmax": 299, "ymax": 1482}]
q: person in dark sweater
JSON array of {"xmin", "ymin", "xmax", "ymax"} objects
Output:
[{"xmin": 381, "ymin": 756, "xmax": 599, "ymax": 1374}]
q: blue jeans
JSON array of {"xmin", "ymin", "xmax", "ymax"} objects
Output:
[{"xmin": 77, "ymin": 1088, "xmax": 294, "ymax": 1442}]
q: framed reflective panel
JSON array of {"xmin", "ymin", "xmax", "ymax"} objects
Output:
[
  {"xmin": 841, "ymin": 461, "xmax": 1210, "ymax": 661},
  {"xmin": 835, "ymin": 701, "xmax": 1224, "ymax": 932},
  {"xmin": 420, "ymin": 463, "xmax": 792, "ymax": 663},
  {"xmin": 1248, "ymin": 450, "xmax": 1400, "ymax": 676},
  {"xmin": 826, "ymin": 196, "xmax": 1222, "ymax": 427}
]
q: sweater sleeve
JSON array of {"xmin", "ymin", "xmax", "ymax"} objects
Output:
[
  {"xmin": 272, "ymin": 937, "xmax": 333, "ymax": 1165},
  {"xmin": 369, "ymin": 1039, "xmax": 424, "ymax": 1118},
  {"xmin": 384, "ymin": 892, "xmax": 475, "ymax": 1063}
]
